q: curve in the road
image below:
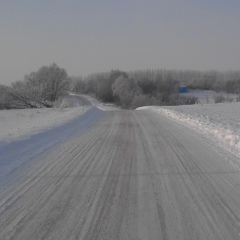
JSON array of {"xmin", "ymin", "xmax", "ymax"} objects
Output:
[{"xmin": 1, "ymin": 109, "xmax": 240, "ymax": 239}]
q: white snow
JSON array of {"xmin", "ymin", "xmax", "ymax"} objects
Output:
[
  {"xmin": 180, "ymin": 90, "xmax": 238, "ymax": 104},
  {"xmin": 2, "ymin": 92, "xmax": 239, "ymax": 161},
  {"xmin": 138, "ymin": 103, "xmax": 240, "ymax": 158},
  {"xmin": 76, "ymin": 94, "xmax": 120, "ymax": 111},
  {"xmin": 0, "ymin": 106, "xmax": 90, "ymax": 143},
  {"xmin": 0, "ymin": 94, "xmax": 119, "ymax": 143}
]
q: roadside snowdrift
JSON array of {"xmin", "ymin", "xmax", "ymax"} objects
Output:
[
  {"xmin": 0, "ymin": 106, "xmax": 90, "ymax": 142},
  {"xmin": 0, "ymin": 94, "xmax": 118, "ymax": 143},
  {"xmin": 138, "ymin": 103, "xmax": 240, "ymax": 158}
]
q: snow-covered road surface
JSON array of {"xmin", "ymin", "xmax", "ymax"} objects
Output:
[{"xmin": 1, "ymin": 108, "xmax": 240, "ymax": 239}]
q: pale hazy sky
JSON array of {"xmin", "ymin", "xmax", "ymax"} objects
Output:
[{"xmin": 1, "ymin": 0, "xmax": 240, "ymax": 85}]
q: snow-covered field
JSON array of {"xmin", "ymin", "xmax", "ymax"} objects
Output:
[
  {"xmin": 138, "ymin": 102, "xmax": 240, "ymax": 159},
  {"xmin": 180, "ymin": 90, "xmax": 239, "ymax": 103}
]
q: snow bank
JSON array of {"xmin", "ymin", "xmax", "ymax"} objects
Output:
[
  {"xmin": 150, "ymin": 103, "xmax": 240, "ymax": 157},
  {"xmin": 0, "ymin": 106, "xmax": 90, "ymax": 142},
  {"xmin": 180, "ymin": 90, "xmax": 238, "ymax": 104}
]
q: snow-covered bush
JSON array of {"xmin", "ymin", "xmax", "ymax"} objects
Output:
[{"xmin": 214, "ymin": 95, "xmax": 226, "ymax": 103}]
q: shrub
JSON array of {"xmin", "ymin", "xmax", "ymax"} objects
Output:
[
  {"xmin": 214, "ymin": 95, "xmax": 226, "ymax": 103},
  {"xmin": 237, "ymin": 95, "xmax": 240, "ymax": 102}
]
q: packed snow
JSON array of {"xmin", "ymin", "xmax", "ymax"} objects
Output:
[{"xmin": 138, "ymin": 102, "xmax": 240, "ymax": 159}]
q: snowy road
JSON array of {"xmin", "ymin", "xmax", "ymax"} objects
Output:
[{"xmin": 1, "ymin": 109, "xmax": 240, "ymax": 239}]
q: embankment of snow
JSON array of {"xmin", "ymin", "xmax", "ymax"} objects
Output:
[
  {"xmin": 138, "ymin": 103, "xmax": 240, "ymax": 158},
  {"xmin": 0, "ymin": 106, "xmax": 90, "ymax": 142}
]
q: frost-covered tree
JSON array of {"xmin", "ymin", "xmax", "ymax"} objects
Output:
[
  {"xmin": 112, "ymin": 75, "xmax": 141, "ymax": 108},
  {"xmin": 37, "ymin": 63, "xmax": 69, "ymax": 102},
  {"xmin": 2, "ymin": 63, "xmax": 70, "ymax": 109}
]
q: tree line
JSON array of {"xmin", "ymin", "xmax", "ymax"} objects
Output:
[
  {"xmin": 72, "ymin": 70, "xmax": 199, "ymax": 109},
  {"xmin": 73, "ymin": 69, "xmax": 240, "ymax": 109},
  {"xmin": 1, "ymin": 66, "xmax": 240, "ymax": 110}
]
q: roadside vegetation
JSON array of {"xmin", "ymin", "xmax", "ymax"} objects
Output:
[
  {"xmin": 0, "ymin": 63, "xmax": 70, "ymax": 109},
  {"xmin": 72, "ymin": 69, "xmax": 240, "ymax": 109},
  {"xmin": 1, "ymin": 67, "xmax": 240, "ymax": 110}
]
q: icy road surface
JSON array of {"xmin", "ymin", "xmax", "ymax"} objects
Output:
[{"xmin": 1, "ymin": 107, "xmax": 240, "ymax": 239}]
